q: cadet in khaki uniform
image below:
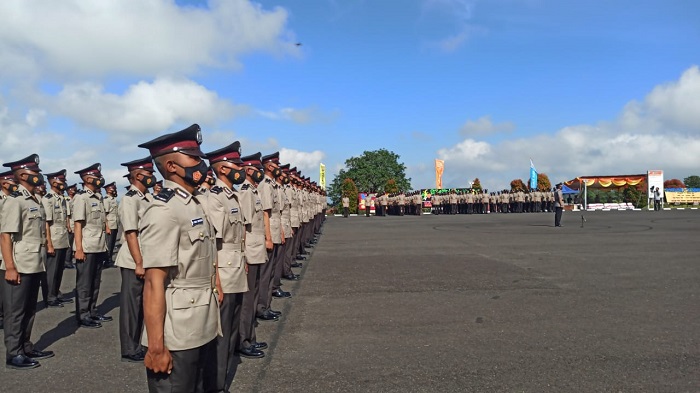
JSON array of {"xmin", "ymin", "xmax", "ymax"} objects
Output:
[
  {"xmin": 204, "ymin": 142, "xmax": 250, "ymax": 391},
  {"xmin": 41, "ymin": 169, "xmax": 72, "ymax": 308},
  {"xmin": 138, "ymin": 124, "xmax": 222, "ymax": 392},
  {"xmin": 64, "ymin": 184, "xmax": 77, "ymax": 269},
  {"xmin": 115, "ymin": 157, "xmax": 156, "ymax": 363},
  {"xmin": 103, "ymin": 182, "xmax": 119, "ymax": 266},
  {"xmin": 73, "ymin": 163, "xmax": 111, "ymax": 328},
  {"xmin": 238, "ymin": 153, "xmax": 269, "ymax": 359},
  {"xmin": 1, "ymin": 154, "xmax": 54, "ymax": 370},
  {"xmin": 257, "ymin": 152, "xmax": 285, "ymax": 321},
  {"xmin": 342, "ymin": 196, "xmax": 349, "ymax": 218},
  {"xmin": 0, "ymin": 170, "xmax": 20, "ymax": 330},
  {"xmin": 279, "ymin": 165, "xmax": 299, "ymax": 282}
]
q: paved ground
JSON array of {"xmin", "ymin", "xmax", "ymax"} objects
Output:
[{"xmin": 2, "ymin": 210, "xmax": 699, "ymax": 392}]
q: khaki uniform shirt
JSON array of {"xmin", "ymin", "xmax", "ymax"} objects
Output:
[
  {"xmin": 208, "ymin": 180, "xmax": 247, "ymax": 294},
  {"xmin": 281, "ymin": 184, "xmax": 293, "ymax": 239},
  {"xmin": 115, "ymin": 185, "xmax": 152, "ymax": 270},
  {"xmin": 0, "ymin": 184, "xmax": 46, "ymax": 274},
  {"xmin": 139, "ymin": 180, "xmax": 220, "ymax": 351},
  {"xmin": 0, "ymin": 193, "xmax": 5, "ymax": 263},
  {"xmin": 342, "ymin": 197, "xmax": 349, "ymax": 208},
  {"xmin": 42, "ymin": 190, "xmax": 70, "ymax": 249},
  {"xmin": 104, "ymin": 194, "xmax": 119, "ymax": 230},
  {"xmin": 258, "ymin": 175, "xmax": 282, "ymax": 244},
  {"xmin": 290, "ymin": 187, "xmax": 301, "ymax": 228},
  {"xmin": 72, "ymin": 188, "xmax": 107, "ymax": 253},
  {"xmin": 239, "ymin": 180, "xmax": 267, "ymax": 265}
]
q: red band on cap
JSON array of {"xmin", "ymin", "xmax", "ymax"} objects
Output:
[
  {"xmin": 209, "ymin": 152, "xmax": 241, "ymax": 163},
  {"xmin": 150, "ymin": 140, "xmax": 200, "ymax": 156},
  {"xmin": 127, "ymin": 162, "xmax": 154, "ymax": 172}
]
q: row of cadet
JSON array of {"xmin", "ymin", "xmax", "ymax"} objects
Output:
[
  {"xmin": 0, "ymin": 124, "xmax": 327, "ymax": 393},
  {"xmin": 429, "ymin": 189, "xmax": 560, "ymax": 214}
]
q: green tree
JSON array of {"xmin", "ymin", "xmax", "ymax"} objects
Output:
[
  {"xmin": 537, "ymin": 173, "xmax": 552, "ymax": 191},
  {"xmin": 340, "ymin": 178, "xmax": 359, "ymax": 214},
  {"xmin": 683, "ymin": 175, "xmax": 700, "ymax": 188},
  {"xmin": 510, "ymin": 179, "xmax": 526, "ymax": 191},
  {"xmin": 328, "ymin": 149, "xmax": 411, "ymax": 206}
]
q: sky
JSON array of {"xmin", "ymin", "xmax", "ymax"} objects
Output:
[{"xmin": 1, "ymin": 0, "xmax": 699, "ymax": 191}]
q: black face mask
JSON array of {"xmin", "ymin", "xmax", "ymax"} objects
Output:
[
  {"xmin": 206, "ymin": 177, "xmax": 216, "ymax": 186},
  {"xmin": 56, "ymin": 183, "xmax": 66, "ymax": 191},
  {"xmin": 174, "ymin": 160, "xmax": 208, "ymax": 187},
  {"xmin": 89, "ymin": 177, "xmax": 105, "ymax": 188},
  {"xmin": 6, "ymin": 184, "xmax": 19, "ymax": 193},
  {"xmin": 250, "ymin": 169, "xmax": 264, "ymax": 183},
  {"xmin": 282, "ymin": 177, "xmax": 290, "ymax": 185},
  {"xmin": 226, "ymin": 168, "xmax": 246, "ymax": 185},
  {"xmin": 272, "ymin": 168, "xmax": 282, "ymax": 177},
  {"xmin": 26, "ymin": 174, "xmax": 45, "ymax": 187},
  {"xmin": 139, "ymin": 174, "xmax": 157, "ymax": 188}
]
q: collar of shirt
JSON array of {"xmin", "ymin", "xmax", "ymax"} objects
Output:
[
  {"xmin": 215, "ymin": 178, "xmax": 236, "ymax": 199},
  {"xmin": 128, "ymin": 184, "xmax": 147, "ymax": 199},
  {"xmin": 164, "ymin": 179, "xmax": 193, "ymax": 204}
]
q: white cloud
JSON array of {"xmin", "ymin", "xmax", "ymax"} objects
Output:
[
  {"xmin": 0, "ymin": 0, "xmax": 299, "ymax": 81},
  {"xmin": 52, "ymin": 77, "xmax": 247, "ymax": 134},
  {"xmin": 422, "ymin": 0, "xmax": 481, "ymax": 52},
  {"xmin": 0, "ymin": 102, "xmax": 63, "ymax": 160},
  {"xmin": 435, "ymin": 66, "xmax": 700, "ymax": 190},
  {"xmin": 460, "ymin": 115, "xmax": 515, "ymax": 136},
  {"xmin": 279, "ymin": 148, "xmax": 326, "ymax": 175}
]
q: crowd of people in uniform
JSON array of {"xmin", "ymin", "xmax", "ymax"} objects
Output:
[
  {"xmin": 0, "ymin": 124, "xmax": 328, "ymax": 393},
  {"xmin": 429, "ymin": 189, "xmax": 560, "ymax": 215}
]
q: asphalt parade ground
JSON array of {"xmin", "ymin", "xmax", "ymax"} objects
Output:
[{"xmin": 2, "ymin": 209, "xmax": 699, "ymax": 392}]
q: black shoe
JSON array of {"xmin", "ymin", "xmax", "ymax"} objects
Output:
[
  {"xmin": 26, "ymin": 350, "xmax": 54, "ymax": 360},
  {"xmin": 282, "ymin": 274, "xmax": 300, "ymax": 281},
  {"xmin": 291, "ymin": 262, "xmax": 303, "ymax": 268},
  {"xmin": 92, "ymin": 314, "xmax": 113, "ymax": 322},
  {"xmin": 47, "ymin": 300, "xmax": 64, "ymax": 308},
  {"xmin": 58, "ymin": 297, "xmax": 74, "ymax": 304},
  {"xmin": 0, "ymin": 319, "xmax": 3, "ymax": 329},
  {"xmin": 79, "ymin": 318, "xmax": 102, "ymax": 329},
  {"xmin": 268, "ymin": 309, "xmax": 282, "ymax": 316},
  {"xmin": 295, "ymin": 255, "xmax": 307, "ymax": 260},
  {"xmin": 252, "ymin": 341, "xmax": 268, "ymax": 350},
  {"xmin": 64, "ymin": 263, "xmax": 76, "ymax": 269},
  {"xmin": 272, "ymin": 289, "xmax": 292, "ymax": 298},
  {"xmin": 256, "ymin": 311, "xmax": 279, "ymax": 322},
  {"xmin": 6, "ymin": 354, "xmax": 40, "ymax": 370},
  {"xmin": 238, "ymin": 347, "xmax": 264, "ymax": 359},
  {"xmin": 121, "ymin": 352, "xmax": 145, "ymax": 363}
]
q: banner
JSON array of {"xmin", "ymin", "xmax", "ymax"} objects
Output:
[
  {"xmin": 665, "ymin": 188, "xmax": 700, "ymax": 204},
  {"xmin": 435, "ymin": 159, "xmax": 444, "ymax": 189},
  {"xmin": 358, "ymin": 193, "xmax": 375, "ymax": 211},
  {"xmin": 647, "ymin": 170, "xmax": 663, "ymax": 198},
  {"xmin": 529, "ymin": 159, "xmax": 538, "ymax": 189},
  {"xmin": 319, "ymin": 163, "xmax": 326, "ymax": 189}
]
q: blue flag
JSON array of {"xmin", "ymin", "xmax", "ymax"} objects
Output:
[{"xmin": 529, "ymin": 159, "xmax": 538, "ymax": 189}]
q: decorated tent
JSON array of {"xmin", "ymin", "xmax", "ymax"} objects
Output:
[{"xmin": 565, "ymin": 175, "xmax": 647, "ymax": 190}]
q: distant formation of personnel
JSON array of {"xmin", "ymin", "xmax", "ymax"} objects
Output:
[{"xmin": 0, "ymin": 124, "xmax": 327, "ymax": 393}]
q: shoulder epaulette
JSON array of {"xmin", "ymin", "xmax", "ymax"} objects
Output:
[
  {"xmin": 241, "ymin": 184, "xmax": 250, "ymax": 190},
  {"xmin": 77, "ymin": 190, "xmax": 86, "ymax": 194},
  {"xmin": 45, "ymin": 194, "xmax": 54, "ymax": 199},
  {"xmin": 125, "ymin": 189, "xmax": 138, "ymax": 197},
  {"xmin": 154, "ymin": 188, "xmax": 175, "ymax": 203},
  {"xmin": 9, "ymin": 191, "xmax": 22, "ymax": 198},
  {"xmin": 264, "ymin": 178, "xmax": 272, "ymax": 183},
  {"xmin": 210, "ymin": 186, "xmax": 223, "ymax": 195}
]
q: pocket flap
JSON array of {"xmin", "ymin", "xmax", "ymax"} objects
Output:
[
  {"xmin": 172, "ymin": 289, "xmax": 211, "ymax": 310},
  {"xmin": 188, "ymin": 228, "xmax": 210, "ymax": 243}
]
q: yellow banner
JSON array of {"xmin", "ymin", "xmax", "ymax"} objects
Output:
[
  {"xmin": 435, "ymin": 159, "xmax": 444, "ymax": 189},
  {"xmin": 319, "ymin": 163, "xmax": 326, "ymax": 189},
  {"xmin": 665, "ymin": 190, "xmax": 700, "ymax": 204}
]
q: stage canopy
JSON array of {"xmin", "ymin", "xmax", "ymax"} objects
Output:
[{"xmin": 565, "ymin": 174, "xmax": 647, "ymax": 190}]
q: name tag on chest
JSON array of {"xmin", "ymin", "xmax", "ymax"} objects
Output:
[
  {"xmin": 230, "ymin": 208, "xmax": 239, "ymax": 214},
  {"xmin": 91, "ymin": 202, "xmax": 98, "ymax": 207},
  {"xmin": 191, "ymin": 218, "xmax": 204, "ymax": 227}
]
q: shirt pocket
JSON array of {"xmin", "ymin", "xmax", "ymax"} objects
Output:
[{"xmin": 169, "ymin": 287, "xmax": 214, "ymax": 341}]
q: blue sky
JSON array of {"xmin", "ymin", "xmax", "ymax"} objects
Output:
[{"xmin": 1, "ymin": 0, "xmax": 699, "ymax": 191}]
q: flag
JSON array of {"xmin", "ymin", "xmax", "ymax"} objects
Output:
[
  {"xmin": 529, "ymin": 159, "xmax": 538, "ymax": 189},
  {"xmin": 435, "ymin": 159, "xmax": 445, "ymax": 189},
  {"xmin": 319, "ymin": 163, "xmax": 326, "ymax": 189}
]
